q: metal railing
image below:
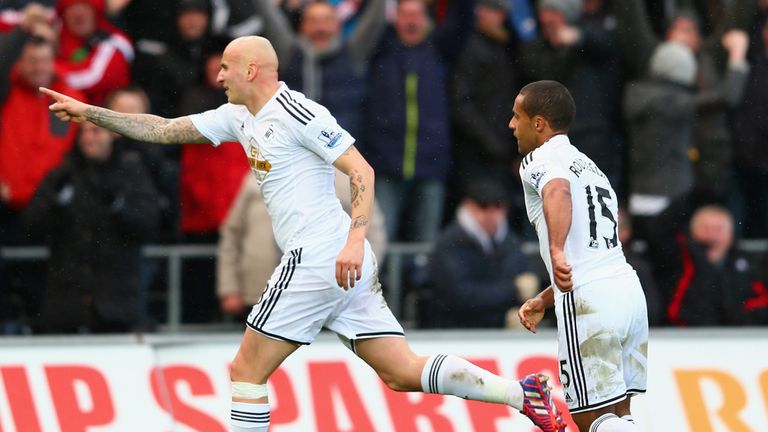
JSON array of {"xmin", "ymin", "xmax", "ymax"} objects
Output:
[{"xmin": 2, "ymin": 239, "xmax": 767, "ymax": 333}]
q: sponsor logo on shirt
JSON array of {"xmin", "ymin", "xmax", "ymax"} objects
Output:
[
  {"xmin": 318, "ymin": 128, "xmax": 343, "ymax": 148},
  {"xmin": 247, "ymin": 138, "xmax": 271, "ymax": 182}
]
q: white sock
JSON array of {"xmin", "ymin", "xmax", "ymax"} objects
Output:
[
  {"xmin": 622, "ymin": 415, "xmax": 634, "ymax": 423},
  {"xmin": 230, "ymin": 402, "xmax": 270, "ymax": 431},
  {"xmin": 420, "ymin": 354, "xmax": 524, "ymax": 410},
  {"xmin": 590, "ymin": 413, "xmax": 638, "ymax": 431}
]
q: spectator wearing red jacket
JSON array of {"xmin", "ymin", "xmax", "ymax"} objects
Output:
[
  {"xmin": 176, "ymin": 47, "xmax": 249, "ymax": 323},
  {"xmin": 54, "ymin": 0, "xmax": 133, "ymax": 104},
  {"xmin": 0, "ymin": 17, "xmax": 83, "ymax": 244}
]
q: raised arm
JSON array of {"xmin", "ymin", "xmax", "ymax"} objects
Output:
[
  {"xmin": 332, "ymin": 145, "xmax": 375, "ymax": 289},
  {"xmin": 542, "ymin": 178, "xmax": 573, "ymax": 292},
  {"xmin": 40, "ymin": 87, "xmax": 209, "ymax": 144},
  {"xmin": 346, "ymin": 0, "xmax": 387, "ymax": 69}
]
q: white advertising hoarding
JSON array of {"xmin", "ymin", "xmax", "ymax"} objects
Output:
[{"xmin": 0, "ymin": 330, "xmax": 764, "ymax": 431}]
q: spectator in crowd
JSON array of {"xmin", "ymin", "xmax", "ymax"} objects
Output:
[
  {"xmin": 659, "ymin": 205, "xmax": 768, "ymax": 326},
  {"xmin": 176, "ymin": 44, "xmax": 249, "ymax": 323},
  {"xmin": 208, "ymin": 0, "xmax": 264, "ymax": 39},
  {"xmin": 615, "ymin": 0, "xmax": 751, "ymax": 203},
  {"xmin": 623, "ymin": 41, "xmax": 698, "ymax": 241},
  {"xmin": 55, "ymin": 0, "xmax": 134, "ymax": 104},
  {"xmin": 618, "ymin": 208, "xmax": 663, "ymax": 326},
  {"xmin": 733, "ymin": 15, "xmax": 768, "ymax": 238},
  {"xmin": 451, "ymin": 0, "xmax": 524, "ymax": 230},
  {"xmin": 362, "ymin": 0, "xmax": 474, "ymax": 244},
  {"xmin": 0, "ymin": 8, "xmax": 81, "ymax": 245},
  {"xmin": 218, "ymin": 171, "xmax": 388, "ymax": 319},
  {"xmin": 23, "ymin": 121, "xmax": 160, "ymax": 334},
  {"xmin": 105, "ymin": 86, "xmax": 180, "ymax": 242},
  {"xmin": 519, "ymin": 0, "xmax": 625, "ymax": 192},
  {"xmin": 132, "ymin": 0, "xmax": 218, "ymax": 117},
  {"xmin": 254, "ymin": 0, "xmax": 386, "ymax": 141},
  {"xmin": 114, "ymin": 0, "xmax": 261, "ymax": 46},
  {"xmin": 0, "ymin": 1, "xmax": 55, "ymax": 32},
  {"xmin": 424, "ymin": 178, "xmax": 538, "ymax": 328}
]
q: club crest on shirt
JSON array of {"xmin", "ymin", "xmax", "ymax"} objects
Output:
[
  {"xmin": 318, "ymin": 128, "xmax": 343, "ymax": 148},
  {"xmin": 263, "ymin": 124, "xmax": 275, "ymax": 141},
  {"xmin": 530, "ymin": 170, "xmax": 546, "ymax": 189}
]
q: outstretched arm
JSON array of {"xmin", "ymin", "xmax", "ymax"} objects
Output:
[
  {"xmin": 332, "ymin": 145, "xmax": 375, "ymax": 290},
  {"xmin": 40, "ymin": 87, "xmax": 209, "ymax": 144}
]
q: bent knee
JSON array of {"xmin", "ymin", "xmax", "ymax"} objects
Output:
[
  {"xmin": 230, "ymin": 356, "xmax": 267, "ymax": 384},
  {"xmin": 378, "ymin": 371, "xmax": 420, "ymax": 392}
]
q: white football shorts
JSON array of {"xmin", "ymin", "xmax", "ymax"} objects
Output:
[
  {"xmin": 554, "ymin": 275, "xmax": 648, "ymax": 414},
  {"xmin": 246, "ymin": 238, "xmax": 404, "ymax": 346}
]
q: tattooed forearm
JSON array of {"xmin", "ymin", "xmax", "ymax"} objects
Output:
[
  {"xmin": 86, "ymin": 107, "xmax": 208, "ymax": 144},
  {"xmin": 349, "ymin": 169, "xmax": 367, "ymax": 209},
  {"xmin": 350, "ymin": 215, "xmax": 369, "ymax": 230}
]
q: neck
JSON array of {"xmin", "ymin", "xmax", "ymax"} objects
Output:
[
  {"xmin": 245, "ymin": 79, "xmax": 280, "ymax": 115},
  {"xmin": 537, "ymin": 131, "xmax": 562, "ymax": 147}
]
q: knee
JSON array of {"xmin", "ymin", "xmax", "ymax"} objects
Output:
[
  {"xmin": 230, "ymin": 356, "xmax": 249, "ymax": 383},
  {"xmin": 378, "ymin": 370, "xmax": 418, "ymax": 392}
]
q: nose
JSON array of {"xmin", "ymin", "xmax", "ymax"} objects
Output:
[
  {"xmin": 508, "ymin": 118, "xmax": 515, "ymax": 129},
  {"xmin": 217, "ymin": 70, "xmax": 224, "ymax": 83}
]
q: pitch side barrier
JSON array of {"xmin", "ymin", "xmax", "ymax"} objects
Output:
[{"xmin": 2, "ymin": 240, "xmax": 767, "ymax": 332}]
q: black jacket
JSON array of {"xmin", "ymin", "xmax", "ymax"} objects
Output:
[
  {"xmin": 24, "ymin": 145, "xmax": 160, "ymax": 332},
  {"xmin": 662, "ymin": 233, "xmax": 768, "ymax": 326},
  {"xmin": 424, "ymin": 221, "xmax": 531, "ymax": 328}
]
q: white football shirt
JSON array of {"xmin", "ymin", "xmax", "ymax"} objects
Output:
[
  {"xmin": 190, "ymin": 82, "xmax": 355, "ymax": 252},
  {"xmin": 519, "ymin": 134, "xmax": 635, "ymax": 294}
]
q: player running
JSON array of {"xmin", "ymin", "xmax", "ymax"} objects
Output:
[
  {"xmin": 513, "ymin": 80, "xmax": 649, "ymax": 432},
  {"xmin": 42, "ymin": 36, "xmax": 565, "ymax": 432}
]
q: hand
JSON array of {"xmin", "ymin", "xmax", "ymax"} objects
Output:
[
  {"xmin": 335, "ymin": 239, "xmax": 364, "ymax": 290},
  {"xmin": 39, "ymin": 87, "xmax": 90, "ymax": 123},
  {"xmin": 29, "ymin": 22, "xmax": 56, "ymax": 43},
  {"xmin": 557, "ymin": 25, "xmax": 581, "ymax": 46},
  {"xmin": 721, "ymin": 29, "xmax": 749, "ymax": 63},
  {"xmin": 20, "ymin": 3, "xmax": 54, "ymax": 32},
  {"xmin": 551, "ymin": 249, "xmax": 573, "ymax": 292},
  {"xmin": 220, "ymin": 294, "xmax": 246, "ymax": 316},
  {"xmin": 0, "ymin": 182, "xmax": 10, "ymax": 203},
  {"xmin": 518, "ymin": 297, "xmax": 546, "ymax": 333}
]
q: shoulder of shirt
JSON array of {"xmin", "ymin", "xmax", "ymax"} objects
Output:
[
  {"xmin": 520, "ymin": 135, "xmax": 571, "ymax": 172},
  {"xmin": 271, "ymin": 86, "xmax": 332, "ymax": 130}
]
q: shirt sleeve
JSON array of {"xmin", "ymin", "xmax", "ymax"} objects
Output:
[
  {"xmin": 189, "ymin": 104, "xmax": 238, "ymax": 147},
  {"xmin": 299, "ymin": 111, "xmax": 356, "ymax": 164},
  {"xmin": 520, "ymin": 154, "xmax": 571, "ymax": 195}
]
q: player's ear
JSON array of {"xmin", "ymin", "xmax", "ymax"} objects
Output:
[
  {"xmin": 247, "ymin": 62, "xmax": 259, "ymax": 81},
  {"xmin": 534, "ymin": 116, "xmax": 544, "ymax": 132}
]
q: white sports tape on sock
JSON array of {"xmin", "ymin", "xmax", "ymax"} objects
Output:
[{"xmin": 231, "ymin": 382, "xmax": 268, "ymax": 399}]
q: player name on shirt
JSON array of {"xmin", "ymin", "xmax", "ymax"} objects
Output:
[{"xmin": 568, "ymin": 158, "xmax": 606, "ymax": 180}]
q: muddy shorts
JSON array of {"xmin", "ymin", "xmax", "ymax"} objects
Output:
[{"xmin": 554, "ymin": 276, "xmax": 648, "ymax": 414}]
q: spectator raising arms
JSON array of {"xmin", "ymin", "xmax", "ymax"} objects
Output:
[
  {"xmin": 0, "ymin": 6, "xmax": 82, "ymax": 243},
  {"xmin": 55, "ymin": 0, "xmax": 134, "ymax": 104}
]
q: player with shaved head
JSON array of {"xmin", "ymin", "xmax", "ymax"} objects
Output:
[{"xmin": 41, "ymin": 36, "xmax": 564, "ymax": 432}]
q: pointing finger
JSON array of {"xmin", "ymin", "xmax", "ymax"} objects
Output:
[{"xmin": 39, "ymin": 87, "xmax": 64, "ymax": 101}]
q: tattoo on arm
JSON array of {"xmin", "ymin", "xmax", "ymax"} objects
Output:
[
  {"xmin": 350, "ymin": 215, "xmax": 369, "ymax": 230},
  {"xmin": 86, "ymin": 107, "xmax": 208, "ymax": 144},
  {"xmin": 349, "ymin": 169, "xmax": 367, "ymax": 209}
]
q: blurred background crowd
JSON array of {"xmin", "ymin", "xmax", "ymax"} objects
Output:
[{"xmin": 0, "ymin": 0, "xmax": 767, "ymax": 335}]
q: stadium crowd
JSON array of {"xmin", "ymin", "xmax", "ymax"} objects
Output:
[{"xmin": 0, "ymin": 0, "xmax": 767, "ymax": 334}]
